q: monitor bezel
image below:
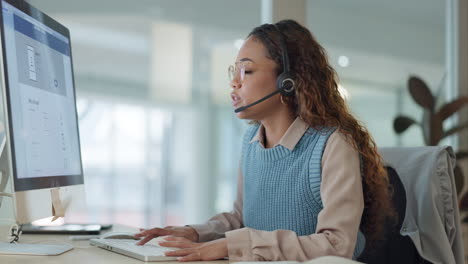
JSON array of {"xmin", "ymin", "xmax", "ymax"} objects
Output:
[{"xmin": 0, "ymin": 0, "xmax": 84, "ymax": 192}]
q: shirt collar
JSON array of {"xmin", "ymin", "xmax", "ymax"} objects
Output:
[{"xmin": 249, "ymin": 117, "xmax": 309, "ymax": 151}]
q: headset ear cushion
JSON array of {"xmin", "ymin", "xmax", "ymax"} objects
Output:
[{"xmin": 276, "ymin": 72, "xmax": 296, "ymax": 96}]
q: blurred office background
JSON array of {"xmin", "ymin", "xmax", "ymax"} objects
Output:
[{"xmin": 28, "ymin": 0, "xmax": 466, "ymax": 230}]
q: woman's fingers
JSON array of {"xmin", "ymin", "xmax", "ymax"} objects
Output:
[
  {"xmin": 136, "ymin": 235, "xmax": 155, "ymax": 245},
  {"xmin": 135, "ymin": 227, "xmax": 169, "ymax": 238},
  {"xmin": 165, "ymin": 248, "xmax": 194, "ymax": 257},
  {"xmin": 159, "ymin": 241, "xmax": 194, "ymax": 249},
  {"xmin": 162, "ymin": 236, "xmax": 189, "ymax": 242},
  {"xmin": 135, "ymin": 228, "xmax": 188, "ymax": 247},
  {"xmin": 137, "ymin": 234, "xmax": 186, "ymax": 246},
  {"xmin": 177, "ymin": 253, "xmax": 201, "ymax": 262},
  {"xmin": 135, "ymin": 229, "xmax": 152, "ymax": 237},
  {"xmin": 159, "ymin": 241, "xmax": 189, "ymax": 248},
  {"xmin": 164, "ymin": 238, "xmax": 228, "ymax": 261},
  {"xmin": 135, "ymin": 228, "xmax": 165, "ymax": 245},
  {"xmin": 156, "ymin": 236, "xmax": 195, "ymax": 248},
  {"xmin": 135, "ymin": 226, "xmax": 198, "ymax": 243}
]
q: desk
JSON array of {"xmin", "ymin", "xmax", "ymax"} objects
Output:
[{"xmin": 1, "ymin": 225, "xmax": 229, "ymax": 264}]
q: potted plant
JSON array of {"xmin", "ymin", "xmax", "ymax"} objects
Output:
[{"xmin": 393, "ymin": 76, "xmax": 468, "ymax": 199}]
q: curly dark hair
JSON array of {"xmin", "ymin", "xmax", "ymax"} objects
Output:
[{"xmin": 247, "ymin": 19, "xmax": 396, "ymax": 245}]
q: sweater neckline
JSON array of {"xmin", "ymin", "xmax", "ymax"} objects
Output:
[{"xmin": 254, "ymin": 141, "xmax": 294, "ymax": 161}]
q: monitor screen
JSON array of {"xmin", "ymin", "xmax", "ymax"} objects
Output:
[{"xmin": 0, "ymin": 0, "xmax": 83, "ymax": 191}]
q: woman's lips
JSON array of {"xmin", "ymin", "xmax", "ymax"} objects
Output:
[{"xmin": 231, "ymin": 93, "xmax": 241, "ymax": 107}]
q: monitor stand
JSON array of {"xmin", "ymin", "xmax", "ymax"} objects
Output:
[{"xmin": 0, "ymin": 138, "xmax": 74, "ymax": 256}]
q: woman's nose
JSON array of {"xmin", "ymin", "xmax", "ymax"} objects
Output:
[{"xmin": 230, "ymin": 78, "xmax": 241, "ymax": 89}]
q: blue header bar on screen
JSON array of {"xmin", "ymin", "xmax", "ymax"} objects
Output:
[{"xmin": 13, "ymin": 14, "xmax": 70, "ymax": 56}]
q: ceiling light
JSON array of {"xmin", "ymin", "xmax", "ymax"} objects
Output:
[{"xmin": 338, "ymin": 55, "xmax": 350, "ymax": 67}]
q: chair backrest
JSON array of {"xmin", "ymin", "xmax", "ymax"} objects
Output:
[
  {"xmin": 357, "ymin": 166, "xmax": 429, "ymax": 264},
  {"xmin": 359, "ymin": 146, "xmax": 464, "ymax": 264}
]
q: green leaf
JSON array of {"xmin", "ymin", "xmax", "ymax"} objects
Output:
[
  {"xmin": 408, "ymin": 76, "xmax": 435, "ymax": 110},
  {"xmin": 437, "ymin": 96, "xmax": 468, "ymax": 121},
  {"xmin": 393, "ymin": 116, "xmax": 418, "ymax": 134}
]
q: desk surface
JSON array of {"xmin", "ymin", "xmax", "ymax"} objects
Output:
[{"xmin": 1, "ymin": 225, "xmax": 229, "ymax": 264}]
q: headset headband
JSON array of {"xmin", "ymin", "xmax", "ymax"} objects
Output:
[{"xmin": 272, "ymin": 24, "xmax": 290, "ymax": 74}]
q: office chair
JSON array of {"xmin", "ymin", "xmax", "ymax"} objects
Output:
[
  {"xmin": 358, "ymin": 166, "xmax": 429, "ymax": 263},
  {"xmin": 358, "ymin": 146, "xmax": 464, "ymax": 264}
]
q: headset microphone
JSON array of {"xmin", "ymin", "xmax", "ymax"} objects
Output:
[
  {"xmin": 234, "ymin": 90, "xmax": 281, "ymax": 113},
  {"xmin": 234, "ymin": 23, "xmax": 296, "ymax": 114}
]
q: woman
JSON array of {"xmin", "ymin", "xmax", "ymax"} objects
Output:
[{"xmin": 135, "ymin": 19, "xmax": 394, "ymax": 262}]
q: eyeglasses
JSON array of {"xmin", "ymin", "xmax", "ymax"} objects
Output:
[{"xmin": 228, "ymin": 61, "xmax": 252, "ymax": 83}]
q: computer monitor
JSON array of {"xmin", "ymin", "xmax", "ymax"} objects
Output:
[{"xmin": 0, "ymin": 0, "xmax": 85, "ymax": 253}]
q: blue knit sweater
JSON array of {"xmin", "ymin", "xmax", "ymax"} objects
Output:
[{"xmin": 241, "ymin": 124, "xmax": 365, "ymax": 259}]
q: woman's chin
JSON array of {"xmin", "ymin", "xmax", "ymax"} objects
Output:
[
  {"xmin": 235, "ymin": 111, "xmax": 247, "ymax": 119},
  {"xmin": 235, "ymin": 111, "xmax": 260, "ymax": 122}
]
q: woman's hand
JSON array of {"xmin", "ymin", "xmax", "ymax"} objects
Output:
[
  {"xmin": 134, "ymin": 226, "xmax": 199, "ymax": 245},
  {"xmin": 160, "ymin": 237, "xmax": 228, "ymax": 262}
]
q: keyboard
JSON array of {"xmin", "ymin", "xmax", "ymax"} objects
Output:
[{"xmin": 90, "ymin": 238, "xmax": 178, "ymax": 262}]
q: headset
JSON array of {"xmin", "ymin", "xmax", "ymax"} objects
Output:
[{"xmin": 234, "ymin": 24, "xmax": 296, "ymax": 113}]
